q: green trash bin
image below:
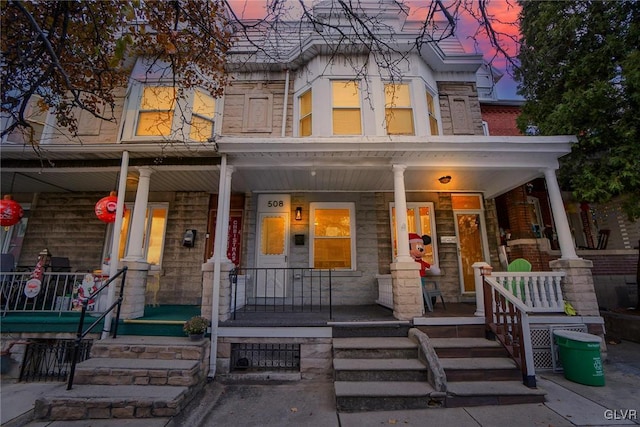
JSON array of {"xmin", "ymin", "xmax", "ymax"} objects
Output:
[{"xmin": 554, "ymin": 330, "xmax": 605, "ymax": 386}]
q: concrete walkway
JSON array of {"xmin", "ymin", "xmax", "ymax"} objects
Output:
[{"xmin": 2, "ymin": 340, "xmax": 639, "ymax": 427}]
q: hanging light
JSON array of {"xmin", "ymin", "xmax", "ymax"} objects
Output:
[
  {"xmin": 438, "ymin": 175, "xmax": 452, "ymax": 184},
  {"xmin": 0, "ymin": 194, "xmax": 24, "ymax": 227},
  {"xmin": 95, "ymin": 191, "xmax": 123, "ymax": 223}
]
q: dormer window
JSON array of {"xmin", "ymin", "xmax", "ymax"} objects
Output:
[
  {"xmin": 385, "ymin": 83, "xmax": 414, "ymax": 135},
  {"xmin": 332, "ymin": 81, "xmax": 361, "ymax": 135}
]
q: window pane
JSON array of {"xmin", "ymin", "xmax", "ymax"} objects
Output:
[
  {"xmin": 429, "ymin": 116, "xmax": 439, "ymax": 135},
  {"xmin": 426, "ymin": 92, "xmax": 435, "ymax": 113},
  {"xmin": 314, "ymin": 209, "xmax": 351, "ymax": 237},
  {"xmin": 332, "ymin": 81, "xmax": 360, "ymax": 107},
  {"xmin": 193, "ymin": 90, "xmax": 215, "ymax": 119},
  {"xmin": 118, "ymin": 210, "xmax": 132, "ymax": 260},
  {"xmin": 190, "ymin": 116, "xmax": 213, "ymax": 141},
  {"xmin": 385, "ymin": 108, "xmax": 414, "ymax": 135},
  {"xmin": 141, "ymin": 87, "xmax": 176, "ymax": 110},
  {"xmin": 146, "ymin": 208, "xmax": 167, "ymax": 265},
  {"xmin": 300, "ymin": 90, "xmax": 312, "ymax": 116},
  {"xmin": 137, "ymin": 111, "xmax": 174, "ymax": 136},
  {"xmin": 333, "ymin": 109, "xmax": 361, "ymax": 135},
  {"xmin": 300, "ymin": 115, "xmax": 312, "ymax": 137},
  {"xmin": 314, "ymin": 239, "xmax": 351, "ymax": 269},
  {"xmin": 385, "ymin": 84, "xmax": 411, "ymax": 107},
  {"xmin": 452, "ymin": 194, "xmax": 482, "ymax": 210},
  {"xmin": 260, "ymin": 216, "xmax": 285, "ymax": 255}
]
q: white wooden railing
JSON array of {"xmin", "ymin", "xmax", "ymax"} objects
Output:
[{"xmin": 490, "ymin": 272, "xmax": 566, "ymax": 313}]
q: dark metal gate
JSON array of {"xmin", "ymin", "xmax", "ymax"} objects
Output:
[{"xmin": 19, "ymin": 339, "xmax": 92, "ymax": 382}]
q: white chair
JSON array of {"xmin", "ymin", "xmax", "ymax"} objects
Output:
[{"xmin": 421, "ymin": 278, "xmax": 445, "ymax": 312}]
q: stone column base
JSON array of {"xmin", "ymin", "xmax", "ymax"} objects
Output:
[
  {"xmin": 550, "ymin": 258, "xmax": 600, "ymax": 317},
  {"xmin": 201, "ymin": 261, "xmax": 235, "ymax": 322},
  {"xmin": 390, "ymin": 261, "xmax": 424, "ymax": 320},
  {"xmin": 120, "ymin": 260, "xmax": 149, "ymax": 319}
]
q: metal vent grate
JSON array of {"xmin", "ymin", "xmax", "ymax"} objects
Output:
[{"xmin": 230, "ymin": 343, "xmax": 300, "ymax": 372}]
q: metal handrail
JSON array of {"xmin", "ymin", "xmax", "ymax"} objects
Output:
[{"xmin": 66, "ymin": 266, "xmax": 128, "ymax": 390}]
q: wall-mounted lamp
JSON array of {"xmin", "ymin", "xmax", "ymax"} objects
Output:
[
  {"xmin": 295, "ymin": 206, "xmax": 302, "ymax": 221},
  {"xmin": 438, "ymin": 175, "xmax": 452, "ymax": 184}
]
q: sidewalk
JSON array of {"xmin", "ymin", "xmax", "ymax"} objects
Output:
[{"xmin": 2, "ymin": 340, "xmax": 639, "ymax": 427}]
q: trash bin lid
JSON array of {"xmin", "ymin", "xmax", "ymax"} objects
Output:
[{"xmin": 553, "ymin": 330, "xmax": 601, "ymax": 343}]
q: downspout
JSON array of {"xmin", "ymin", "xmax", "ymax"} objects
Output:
[
  {"xmin": 208, "ymin": 154, "xmax": 228, "ymax": 378},
  {"xmin": 102, "ymin": 151, "xmax": 129, "ymax": 339},
  {"xmin": 281, "ymin": 69, "xmax": 290, "ymax": 137}
]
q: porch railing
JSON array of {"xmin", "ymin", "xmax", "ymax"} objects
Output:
[
  {"xmin": 490, "ymin": 271, "xmax": 566, "ymax": 312},
  {"xmin": 1, "ymin": 271, "xmax": 91, "ymax": 315},
  {"xmin": 229, "ymin": 267, "xmax": 333, "ymax": 319},
  {"xmin": 67, "ymin": 266, "xmax": 128, "ymax": 390}
]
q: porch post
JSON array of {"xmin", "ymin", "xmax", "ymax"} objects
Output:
[
  {"xmin": 219, "ymin": 165, "xmax": 235, "ymax": 264},
  {"xmin": 392, "ymin": 164, "xmax": 412, "ymax": 263},
  {"xmin": 390, "ymin": 164, "xmax": 424, "ymax": 320},
  {"xmin": 101, "ymin": 151, "xmax": 129, "ymax": 338},
  {"xmin": 543, "ymin": 168, "xmax": 578, "ymax": 260},
  {"xmin": 124, "ymin": 166, "xmax": 153, "ymax": 261}
]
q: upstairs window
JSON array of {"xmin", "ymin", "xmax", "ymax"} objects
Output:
[
  {"xmin": 332, "ymin": 81, "xmax": 361, "ymax": 135},
  {"xmin": 426, "ymin": 91, "xmax": 439, "ymax": 135},
  {"xmin": 299, "ymin": 90, "xmax": 312, "ymax": 137},
  {"xmin": 385, "ymin": 84, "xmax": 414, "ymax": 135},
  {"xmin": 190, "ymin": 90, "xmax": 216, "ymax": 141},
  {"xmin": 136, "ymin": 86, "xmax": 176, "ymax": 137}
]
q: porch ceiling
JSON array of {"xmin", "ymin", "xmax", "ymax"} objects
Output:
[{"xmin": 0, "ymin": 135, "xmax": 576, "ymax": 199}]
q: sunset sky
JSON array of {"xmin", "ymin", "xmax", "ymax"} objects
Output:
[{"xmin": 226, "ymin": 0, "xmax": 522, "ymax": 99}]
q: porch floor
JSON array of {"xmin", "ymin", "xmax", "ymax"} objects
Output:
[{"xmin": 221, "ymin": 302, "xmax": 477, "ymax": 327}]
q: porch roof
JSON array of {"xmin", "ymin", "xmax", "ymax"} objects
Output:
[{"xmin": 0, "ymin": 135, "xmax": 575, "ymax": 198}]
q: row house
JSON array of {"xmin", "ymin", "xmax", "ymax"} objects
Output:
[{"xmin": 1, "ymin": 0, "xmax": 607, "ymax": 389}]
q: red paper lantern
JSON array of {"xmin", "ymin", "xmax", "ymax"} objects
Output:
[
  {"xmin": 0, "ymin": 194, "xmax": 24, "ymax": 227},
  {"xmin": 95, "ymin": 191, "xmax": 121, "ymax": 223}
]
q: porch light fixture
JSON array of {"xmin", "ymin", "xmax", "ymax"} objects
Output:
[
  {"xmin": 438, "ymin": 175, "xmax": 452, "ymax": 184},
  {"xmin": 295, "ymin": 207, "xmax": 302, "ymax": 221}
]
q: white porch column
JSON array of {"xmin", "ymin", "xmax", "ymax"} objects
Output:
[
  {"xmin": 392, "ymin": 164, "xmax": 412, "ymax": 263},
  {"xmin": 543, "ymin": 168, "xmax": 579, "ymax": 260},
  {"xmin": 219, "ymin": 165, "xmax": 234, "ymax": 264},
  {"xmin": 472, "ymin": 262, "xmax": 492, "ymax": 317},
  {"xmin": 124, "ymin": 166, "xmax": 153, "ymax": 261},
  {"xmin": 101, "ymin": 151, "xmax": 129, "ymax": 338}
]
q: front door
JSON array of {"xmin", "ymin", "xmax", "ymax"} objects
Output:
[
  {"xmin": 452, "ymin": 195, "xmax": 489, "ymax": 294},
  {"xmin": 255, "ymin": 194, "xmax": 290, "ymax": 297}
]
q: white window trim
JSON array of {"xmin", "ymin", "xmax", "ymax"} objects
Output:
[
  {"xmin": 389, "ymin": 202, "xmax": 439, "ymax": 270},
  {"xmin": 102, "ymin": 202, "xmax": 169, "ymax": 270},
  {"xmin": 309, "ymin": 202, "xmax": 357, "ymax": 271},
  {"xmin": 119, "ymin": 82, "xmax": 218, "ymax": 143}
]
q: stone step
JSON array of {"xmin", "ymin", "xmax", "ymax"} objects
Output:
[
  {"xmin": 335, "ymin": 381, "xmax": 437, "ymax": 412},
  {"xmin": 445, "ymin": 381, "xmax": 547, "ymax": 407},
  {"xmin": 430, "ymin": 337, "xmax": 509, "ymax": 358},
  {"xmin": 34, "ymin": 384, "xmax": 193, "ymax": 421},
  {"xmin": 334, "ymin": 358, "xmax": 428, "ymax": 382},
  {"xmin": 89, "ymin": 335, "xmax": 207, "ymax": 361},
  {"xmin": 333, "ymin": 337, "xmax": 418, "ymax": 359},
  {"xmin": 416, "ymin": 324, "xmax": 485, "ymax": 339},
  {"xmin": 74, "ymin": 357, "xmax": 201, "ymax": 386},
  {"xmin": 440, "ymin": 357, "xmax": 521, "ymax": 382},
  {"xmin": 331, "ymin": 323, "xmax": 411, "ymax": 338}
]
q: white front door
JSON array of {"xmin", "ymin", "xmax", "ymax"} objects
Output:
[{"xmin": 255, "ymin": 194, "xmax": 290, "ymax": 297}]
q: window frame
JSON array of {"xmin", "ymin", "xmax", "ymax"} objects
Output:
[
  {"xmin": 101, "ymin": 202, "xmax": 169, "ymax": 270},
  {"xmin": 309, "ymin": 202, "xmax": 357, "ymax": 271},
  {"xmin": 389, "ymin": 202, "xmax": 439, "ymax": 270},
  {"xmin": 426, "ymin": 89, "xmax": 440, "ymax": 136},
  {"xmin": 331, "ymin": 80, "xmax": 362, "ymax": 136},
  {"xmin": 384, "ymin": 83, "xmax": 415, "ymax": 135},
  {"xmin": 298, "ymin": 89, "xmax": 312, "ymax": 137},
  {"xmin": 120, "ymin": 83, "xmax": 217, "ymax": 143}
]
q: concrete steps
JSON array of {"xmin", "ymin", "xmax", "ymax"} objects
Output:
[
  {"xmin": 333, "ymin": 336, "xmax": 436, "ymax": 412},
  {"xmin": 33, "ymin": 336, "xmax": 209, "ymax": 421},
  {"xmin": 430, "ymin": 335, "xmax": 546, "ymax": 407}
]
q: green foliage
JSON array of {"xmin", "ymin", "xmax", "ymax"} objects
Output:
[
  {"xmin": 1, "ymin": 0, "xmax": 231, "ymax": 141},
  {"xmin": 515, "ymin": 0, "xmax": 640, "ymax": 220},
  {"xmin": 183, "ymin": 315, "xmax": 210, "ymax": 335}
]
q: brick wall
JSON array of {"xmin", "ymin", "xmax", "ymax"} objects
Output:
[
  {"xmin": 480, "ymin": 104, "xmax": 522, "ymax": 136},
  {"xmin": 584, "ymin": 253, "xmax": 639, "ymax": 276}
]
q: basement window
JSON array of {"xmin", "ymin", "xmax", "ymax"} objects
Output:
[{"xmin": 230, "ymin": 343, "xmax": 300, "ymax": 372}]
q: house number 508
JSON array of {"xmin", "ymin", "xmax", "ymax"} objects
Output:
[{"xmin": 267, "ymin": 201, "xmax": 284, "ymax": 207}]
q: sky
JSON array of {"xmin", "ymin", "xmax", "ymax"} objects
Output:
[{"xmin": 226, "ymin": 0, "xmax": 523, "ymax": 100}]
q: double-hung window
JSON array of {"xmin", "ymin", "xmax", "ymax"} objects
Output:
[
  {"xmin": 310, "ymin": 203, "xmax": 356, "ymax": 270},
  {"xmin": 385, "ymin": 84, "xmax": 414, "ymax": 135},
  {"xmin": 136, "ymin": 86, "xmax": 176, "ymax": 137},
  {"xmin": 332, "ymin": 81, "xmax": 361, "ymax": 135},
  {"xmin": 299, "ymin": 90, "xmax": 312, "ymax": 137},
  {"xmin": 426, "ymin": 90, "xmax": 439, "ymax": 135},
  {"xmin": 102, "ymin": 203, "xmax": 169, "ymax": 268},
  {"xmin": 190, "ymin": 90, "xmax": 216, "ymax": 141}
]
